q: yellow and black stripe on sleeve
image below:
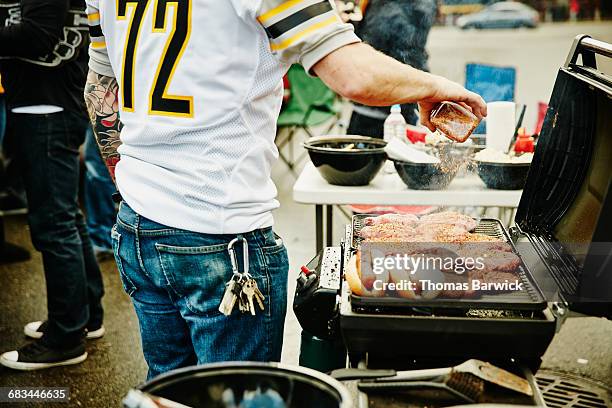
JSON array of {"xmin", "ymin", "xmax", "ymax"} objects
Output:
[
  {"xmin": 258, "ymin": 0, "xmax": 340, "ymax": 52},
  {"xmin": 87, "ymin": 11, "xmax": 106, "ymax": 50}
]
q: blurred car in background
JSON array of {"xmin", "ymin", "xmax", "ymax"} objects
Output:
[{"xmin": 456, "ymin": 1, "xmax": 539, "ymax": 29}]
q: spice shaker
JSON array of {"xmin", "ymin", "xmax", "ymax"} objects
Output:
[{"xmin": 430, "ymin": 101, "xmax": 481, "ymax": 143}]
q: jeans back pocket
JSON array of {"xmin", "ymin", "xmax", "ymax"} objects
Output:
[{"xmin": 155, "ymin": 243, "xmax": 231, "ymax": 317}]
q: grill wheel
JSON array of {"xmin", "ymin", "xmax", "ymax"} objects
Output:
[{"xmin": 536, "ymin": 369, "xmax": 611, "ymax": 408}]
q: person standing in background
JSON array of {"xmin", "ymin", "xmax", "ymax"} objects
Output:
[
  {"xmin": 0, "ymin": 0, "xmax": 105, "ymax": 370},
  {"xmin": 347, "ymin": 0, "xmax": 438, "ymax": 137},
  {"xmin": 83, "ymin": 126, "xmax": 116, "ymax": 260},
  {"xmin": 0, "ymin": 73, "xmax": 30, "ymax": 263}
]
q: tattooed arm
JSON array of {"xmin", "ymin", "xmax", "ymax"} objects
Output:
[{"xmin": 84, "ymin": 69, "xmax": 122, "ymax": 182}]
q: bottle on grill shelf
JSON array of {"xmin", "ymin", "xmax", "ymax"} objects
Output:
[{"xmin": 430, "ymin": 101, "xmax": 481, "ymax": 143}]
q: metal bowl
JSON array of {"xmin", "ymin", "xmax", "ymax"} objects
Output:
[
  {"xmin": 303, "ymin": 136, "xmax": 387, "ymax": 186},
  {"xmin": 138, "ymin": 362, "xmax": 352, "ymax": 408},
  {"xmin": 476, "ymin": 161, "xmax": 531, "ymax": 190}
]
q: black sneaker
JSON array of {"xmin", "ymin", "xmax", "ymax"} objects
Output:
[
  {"xmin": 0, "ymin": 192, "xmax": 27, "ymax": 215},
  {"xmin": 0, "ymin": 340, "xmax": 87, "ymax": 370},
  {"xmin": 0, "ymin": 242, "xmax": 31, "ymax": 264},
  {"xmin": 24, "ymin": 321, "xmax": 105, "ymax": 340}
]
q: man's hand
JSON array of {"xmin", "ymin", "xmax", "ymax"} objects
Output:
[
  {"xmin": 418, "ymin": 74, "xmax": 487, "ymax": 131},
  {"xmin": 313, "ymin": 43, "xmax": 487, "ymax": 128}
]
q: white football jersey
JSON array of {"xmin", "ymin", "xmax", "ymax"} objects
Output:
[{"xmin": 86, "ymin": 0, "xmax": 359, "ymax": 234}]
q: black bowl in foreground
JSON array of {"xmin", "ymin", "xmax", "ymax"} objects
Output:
[
  {"xmin": 137, "ymin": 362, "xmax": 352, "ymax": 408},
  {"xmin": 303, "ymin": 136, "xmax": 387, "ymax": 186},
  {"xmin": 393, "ymin": 160, "xmax": 459, "ymax": 190},
  {"xmin": 476, "ymin": 161, "xmax": 531, "ymax": 190}
]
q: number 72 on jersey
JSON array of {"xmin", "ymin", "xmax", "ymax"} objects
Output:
[{"xmin": 117, "ymin": 0, "xmax": 193, "ymax": 117}]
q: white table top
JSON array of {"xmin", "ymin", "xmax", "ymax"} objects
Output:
[{"xmin": 293, "ymin": 163, "xmax": 523, "ymax": 207}]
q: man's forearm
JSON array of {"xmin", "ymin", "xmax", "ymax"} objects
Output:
[
  {"xmin": 313, "ymin": 43, "xmax": 434, "ymax": 106},
  {"xmin": 313, "ymin": 42, "xmax": 487, "ymax": 128},
  {"xmin": 84, "ymin": 69, "xmax": 122, "ymax": 182}
]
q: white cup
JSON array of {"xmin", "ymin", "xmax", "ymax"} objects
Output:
[{"xmin": 486, "ymin": 101, "xmax": 516, "ymax": 152}]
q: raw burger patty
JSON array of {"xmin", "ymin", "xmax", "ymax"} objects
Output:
[
  {"xmin": 419, "ymin": 211, "xmax": 478, "ymax": 232},
  {"xmin": 364, "ymin": 214, "xmax": 419, "ymax": 227},
  {"xmin": 479, "ymin": 250, "xmax": 522, "ymax": 272},
  {"xmin": 360, "ymin": 223, "xmax": 416, "ymax": 240}
]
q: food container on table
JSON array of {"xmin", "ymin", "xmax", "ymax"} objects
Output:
[
  {"xmin": 303, "ymin": 136, "xmax": 387, "ymax": 186},
  {"xmin": 476, "ymin": 161, "xmax": 531, "ymax": 190},
  {"xmin": 393, "ymin": 159, "xmax": 460, "ymax": 190},
  {"xmin": 430, "ymin": 101, "xmax": 480, "ymax": 143}
]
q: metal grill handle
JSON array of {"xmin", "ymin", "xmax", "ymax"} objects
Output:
[{"xmin": 565, "ymin": 35, "xmax": 612, "ymax": 69}]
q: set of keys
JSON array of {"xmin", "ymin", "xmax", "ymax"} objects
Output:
[{"xmin": 218, "ymin": 237, "xmax": 265, "ymax": 316}]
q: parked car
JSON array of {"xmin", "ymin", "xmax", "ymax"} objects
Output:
[{"xmin": 456, "ymin": 1, "xmax": 539, "ymax": 29}]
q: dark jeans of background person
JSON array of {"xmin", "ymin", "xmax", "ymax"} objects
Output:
[
  {"xmin": 0, "ymin": 95, "xmax": 5, "ymax": 249},
  {"xmin": 84, "ymin": 127, "xmax": 115, "ymax": 252},
  {"xmin": 4, "ymin": 110, "xmax": 104, "ymax": 348}
]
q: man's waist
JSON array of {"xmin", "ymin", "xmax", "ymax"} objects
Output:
[{"xmin": 117, "ymin": 200, "xmax": 275, "ymax": 240}]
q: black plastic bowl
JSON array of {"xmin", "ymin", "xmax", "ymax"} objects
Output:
[
  {"xmin": 303, "ymin": 136, "xmax": 387, "ymax": 186},
  {"xmin": 393, "ymin": 160, "xmax": 459, "ymax": 190},
  {"xmin": 137, "ymin": 362, "xmax": 352, "ymax": 408},
  {"xmin": 476, "ymin": 161, "xmax": 531, "ymax": 190}
]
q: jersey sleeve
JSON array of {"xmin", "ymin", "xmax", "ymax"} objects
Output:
[
  {"xmin": 86, "ymin": 0, "xmax": 114, "ymax": 77},
  {"xmin": 256, "ymin": 0, "xmax": 361, "ymax": 73}
]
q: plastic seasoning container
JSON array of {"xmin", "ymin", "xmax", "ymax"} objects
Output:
[{"xmin": 430, "ymin": 101, "xmax": 480, "ymax": 143}]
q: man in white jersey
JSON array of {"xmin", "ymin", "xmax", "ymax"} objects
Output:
[{"xmin": 80, "ymin": 0, "xmax": 486, "ymax": 378}]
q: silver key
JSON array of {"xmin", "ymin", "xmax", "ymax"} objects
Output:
[
  {"xmin": 218, "ymin": 278, "xmax": 242, "ymax": 316},
  {"xmin": 242, "ymin": 279, "xmax": 257, "ymax": 315},
  {"xmin": 250, "ymin": 279, "xmax": 265, "ymax": 312},
  {"xmin": 239, "ymin": 290, "xmax": 249, "ymax": 313}
]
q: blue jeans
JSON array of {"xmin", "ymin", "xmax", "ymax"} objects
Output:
[
  {"xmin": 5, "ymin": 110, "xmax": 105, "ymax": 347},
  {"xmin": 112, "ymin": 202, "xmax": 289, "ymax": 379},
  {"xmin": 83, "ymin": 127, "xmax": 116, "ymax": 251}
]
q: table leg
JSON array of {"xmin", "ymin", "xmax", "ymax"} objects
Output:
[
  {"xmin": 316, "ymin": 205, "xmax": 323, "ymax": 253},
  {"xmin": 326, "ymin": 205, "xmax": 333, "ymax": 247}
]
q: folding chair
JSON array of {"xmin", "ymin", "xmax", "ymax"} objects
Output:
[
  {"xmin": 465, "ymin": 63, "xmax": 516, "ymax": 134},
  {"xmin": 276, "ymin": 65, "xmax": 341, "ymax": 173}
]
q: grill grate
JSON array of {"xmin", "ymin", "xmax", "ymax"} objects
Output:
[
  {"xmin": 348, "ymin": 214, "xmax": 547, "ymax": 311},
  {"xmin": 352, "ymin": 214, "xmax": 510, "ymax": 248},
  {"xmin": 536, "ymin": 370, "xmax": 611, "ymax": 408}
]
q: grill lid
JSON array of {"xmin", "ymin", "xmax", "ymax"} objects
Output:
[{"xmin": 515, "ymin": 36, "xmax": 612, "ymax": 318}]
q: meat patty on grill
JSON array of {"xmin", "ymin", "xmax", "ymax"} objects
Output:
[
  {"xmin": 364, "ymin": 213, "xmax": 419, "ymax": 227},
  {"xmin": 419, "ymin": 211, "xmax": 478, "ymax": 232},
  {"xmin": 360, "ymin": 223, "xmax": 417, "ymax": 240}
]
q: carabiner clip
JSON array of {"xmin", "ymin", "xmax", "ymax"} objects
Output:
[{"xmin": 227, "ymin": 237, "xmax": 250, "ymax": 279}]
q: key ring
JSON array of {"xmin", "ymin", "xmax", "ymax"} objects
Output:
[{"xmin": 227, "ymin": 237, "xmax": 250, "ymax": 281}]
